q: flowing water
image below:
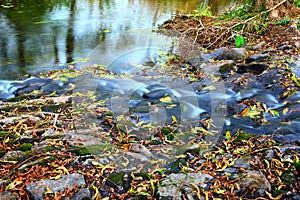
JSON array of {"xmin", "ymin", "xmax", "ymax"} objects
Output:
[{"xmin": 1, "ymin": 0, "xmax": 299, "ymax": 143}]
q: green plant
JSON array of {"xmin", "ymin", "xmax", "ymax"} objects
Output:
[
  {"xmin": 190, "ymin": 3, "xmax": 212, "ymax": 19},
  {"xmin": 275, "ymin": 16, "xmax": 291, "ymax": 25},
  {"xmin": 292, "ymin": 0, "xmax": 300, "ymax": 7},
  {"xmin": 235, "ymin": 35, "xmax": 245, "ymax": 48}
]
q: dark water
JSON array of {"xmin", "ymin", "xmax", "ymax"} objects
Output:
[{"xmin": 0, "ymin": 0, "xmax": 237, "ymax": 80}]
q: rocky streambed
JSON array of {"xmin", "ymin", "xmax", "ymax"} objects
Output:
[{"xmin": 0, "ymin": 17, "xmax": 300, "ymax": 199}]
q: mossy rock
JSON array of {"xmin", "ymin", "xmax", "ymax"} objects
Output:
[
  {"xmin": 71, "ymin": 146, "xmax": 91, "ymax": 155},
  {"xmin": 164, "ymin": 158, "xmax": 186, "ymax": 174},
  {"xmin": 281, "ymin": 170, "xmax": 296, "ymax": 184},
  {"xmin": 108, "ymin": 171, "xmax": 126, "ymax": 185},
  {"xmin": 15, "ymin": 143, "xmax": 33, "ymax": 152}
]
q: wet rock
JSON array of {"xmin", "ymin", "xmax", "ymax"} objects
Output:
[
  {"xmin": 40, "ymin": 80, "xmax": 67, "ymax": 95},
  {"xmin": 187, "ymin": 53, "xmax": 209, "ymax": 66},
  {"xmin": 16, "ymin": 78, "xmax": 51, "ymax": 96},
  {"xmin": 214, "ymin": 60, "xmax": 235, "ymax": 76},
  {"xmin": 208, "ymin": 47, "xmax": 227, "ymax": 59},
  {"xmin": 63, "ymin": 188, "xmax": 91, "ymax": 200},
  {"xmin": 246, "ymin": 41, "xmax": 265, "ymax": 51},
  {"xmin": 158, "ymin": 173, "xmax": 213, "ymax": 200},
  {"xmin": 261, "ymin": 48, "xmax": 276, "ymax": 54},
  {"xmin": 25, "ymin": 173, "xmax": 86, "ymax": 200},
  {"xmin": 216, "ymin": 48, "xmax": 247, "ymax": 61},
  {"xmin": 237, "ymin": 170, "xmax": 271, "ymax": 196},
  {"xmin": 246, "ymin": 53, "xmax": 269, "ymax": 63},
  {"xmin": 237, "ymin": 63, "xmax": 268, "ymax": 74}
]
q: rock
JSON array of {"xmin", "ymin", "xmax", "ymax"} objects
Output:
[
  {"xmin": 0, "ymin": 191, "xmax": 20, "ymax": 200},
  {"xmin": 25, "ymin": 173, "xmax": 86, "ymax": 200},
  {"xmin": 40, "ymin": 80, "xmax": 67, "ymax": 95},
  {"xmin": 16, "ymin": 78, "xmax": 51, "ymax": 95},
  {"xmin": 216, "ymin": 60, "xmax": 236, "ymax": 75},
  {"xmin": 233, "ymin": 157, "xmax": 251, "ymax": 169},
  {"xmin": 158, "ymin": 173, "xmax": 213, "ymax": 199},
  {"xmin": 107, "ymin": 171, "xmax": 131, "ymax": 194},
  {"xmin": 208, "ymin": 47, "xmax": 227, "ymax": 59},
  {"xmin": 246, "ymin": 53, "xmax": 269, "ymax": 63},
  {"xmin": 1, "ymin": 150, "xmax": 23, "ymax": 160},
  {"xmin": 130, "ymin": 143, "xmax": 154, "ymax": 159},
  {"xmin": 62, "ymin": 188, "xmax": 91, "ymax": 200},
  {"xmin": 277, "ymin": 41, "xmax": 292, "ymax": 50},
  {"xmin": 237, "ymin": 63, "xmax": 268, "ymax": 74},
  {"xmin": 281, "ymin": 170, "xmax": 296, "ymax": 184},
  {"xmin": 216, "ymin": 48, "xmax": 247, "ymax": 61},
  {"xmin": 237, "ymin": 170, "xmax": 271, "ymax": 196},
  {"xmin": 261, "ymin": 48, "xmax": 276, "ymax": 54}
]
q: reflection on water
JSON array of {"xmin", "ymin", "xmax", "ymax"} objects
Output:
[{"xmin": 0, "ymin": 0, "xmax": 236, "ymax": 80}]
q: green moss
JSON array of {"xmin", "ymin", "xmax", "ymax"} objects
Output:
[
  {"xmin": 15, "ymin": 143, "xmax": 33, "ymax": 151},
  {"xmin": 108, "ymin": 171, "xmax": 125, "ymax": 185},
  {"xmin": 161, "ymin": 127, "xmax": 177, "ymax": 135},
  {"xmin": 70, "ymin": 146, "xmax": 90, "ymax": 155},
  {"xmin": 234, "ymin": 132, "xmax": 256, "ymax": 142},
  {"xmin": 164, "ymin": 158, "xmax": 186, "ymax": 174},
  {"xmin": 281, "ymin": 170, "xmax": 296, "ymax": 184},
  {"xmin": 293, "ymin": 160, "xmax": 300, "ymax": 172},
  {"xmin": 272, "ymin": 189, "xmax": 286, "ymax": 197},
  {"xmin": 0, "ymin": 131, "xmax": 9, "ymax": 138}
]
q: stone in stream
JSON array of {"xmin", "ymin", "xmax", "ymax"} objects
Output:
[
  {"xmin": 216, "ymin": 47, "xmax": 247, "ymax": 61},
  {"xmin": 158, "ymin": 173, "xmax": 213, "ymax": 200},
  {"xmin": 16, "ymin": 77, "xmax": 52, "ymax": 96},
  {"xmin": 246, "ymin": 53, "xmax": 270, "ymax": 63},
  {"xmin": 25, "ymin": 173, "xmax": 86, "ymax": 200},
  {"xmin": 237, "ymin": 63, "xmax": 268, "ymax": 74}
]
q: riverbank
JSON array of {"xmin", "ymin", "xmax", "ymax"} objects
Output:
[{"xmin": 1, "ymin": 9, "xmax": 300, "ymax": 200}]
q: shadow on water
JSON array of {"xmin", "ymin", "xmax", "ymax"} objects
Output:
[{"xmin": 0, "ymin": 0, "xmax": 237, "ymax": 80}]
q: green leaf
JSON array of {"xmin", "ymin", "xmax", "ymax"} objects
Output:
[{"xmin": 235, "ymin": 35, "xmax": 245, "ymax": 48}]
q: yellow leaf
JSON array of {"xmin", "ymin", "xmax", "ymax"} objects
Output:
[
  {"xmin": 103, "ymin": 29, "xmax": 110, "ymax": 33},
  {"xmin": 4, "ymin": 137, "xmax": 9, "ymax": 143},
  {"xmin": 283, "ymin": 107, "xmax": 288, "ymax": 115},
  {"xmin": 225, "ymin": 131, "xmax": 231, "ymax": 140},
  {"xmin": 159, "ymin": 96, "xmax": 172, "ymax": 103},
  {"xmin": 171, "ymin": 115, "xmax": 177, "ymax": 123}
]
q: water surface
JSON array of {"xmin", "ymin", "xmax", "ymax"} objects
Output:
[{"xmin": 0, "ymin": 0, "xmax": 236, "ymax": 79}]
